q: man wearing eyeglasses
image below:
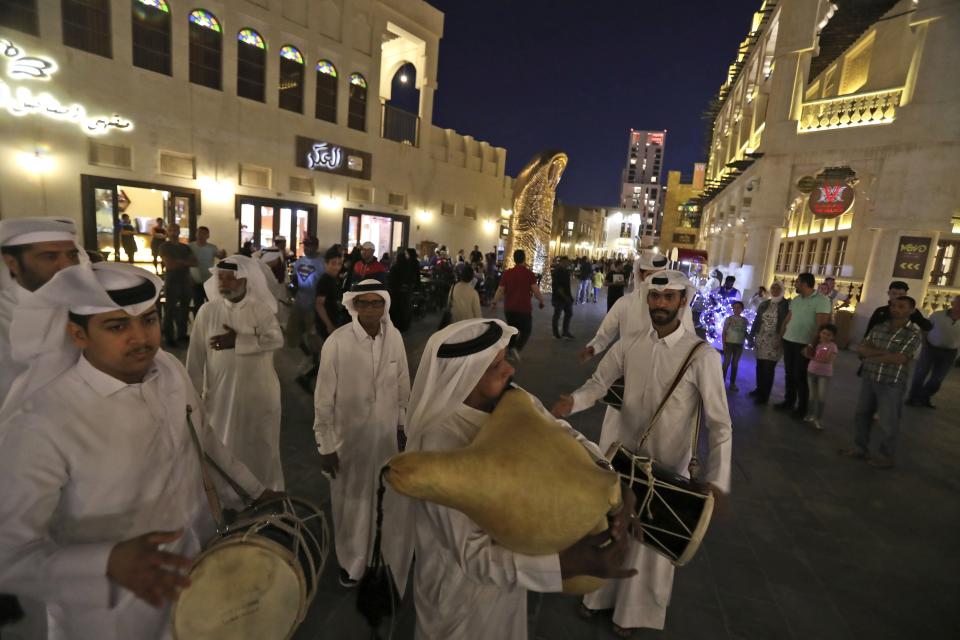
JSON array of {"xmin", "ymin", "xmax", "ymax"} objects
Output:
[{"xmin": 312, "ymin": 280, "xmax": 413, "ymax": 591}]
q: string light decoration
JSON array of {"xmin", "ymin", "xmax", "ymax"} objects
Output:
[
  {"xmin": 505, "ymin": 151, "xmax": 568, "ymax": 293},
  {"xmin": 692, "ymin": 288, "xmax": 756, "ymax": 350}
]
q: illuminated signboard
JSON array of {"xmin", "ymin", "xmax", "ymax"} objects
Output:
[
  {"xmin": 646, "ymin": 132, "xmax": 665, "ymax": 145},
  {"xmin": 807, "ymin": 178, "xmax": 855, "ymax": 218},
  {"xmin": 0, "ymin": 37, "xmax": 132, "ymax": 135},
  {"xmin": 295, "ymin": 136, "xmax": 371, "ymax": 179},
  {"xmin": 892, "ymin": 236, "xmax": 931, "ymax": 279}
]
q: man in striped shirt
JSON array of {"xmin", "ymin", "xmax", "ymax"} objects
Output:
[{"xmin": 840, "ymin": 296, "xmax": 922, "ymax": 469}]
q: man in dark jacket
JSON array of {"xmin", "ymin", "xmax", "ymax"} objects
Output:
[
  {"xmin": 865, "ymin": 281, "xmax": 933, "ymax": 335},
  {"xmin": 551, "ymin": 256, "xmax": 575, "ymax": 339}
]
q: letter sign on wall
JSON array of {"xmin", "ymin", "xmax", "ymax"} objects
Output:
[
  {"xmin": 892, "ymin": 236, "xmax": 932, "ymax": 279},
  {"xmin": 295, "ymin": 135, "xmax": 371, "ymax": 179}
]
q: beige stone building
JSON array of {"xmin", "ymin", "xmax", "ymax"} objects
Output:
[
  {"xmin": 696, "ymin": 0, "xmax": 960, "ymax": 335},
  {"xmin": 0, "ymin": 0, "xmax": 512, "ymax": 263},
  {"xmin": 660, "ymin": 163, "xmax": 705, "ymax": 259}
]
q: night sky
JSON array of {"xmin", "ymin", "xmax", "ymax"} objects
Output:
[{"xmin": 425, "ymin": 0, "xmax": 761, "ymax": 206}]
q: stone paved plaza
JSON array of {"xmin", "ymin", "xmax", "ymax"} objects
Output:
[{"xmin": 207, "ymin": 298, "xmax": 960, "ymax": 640}]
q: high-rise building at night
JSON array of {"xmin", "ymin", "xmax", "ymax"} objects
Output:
[{"xmin": 619, "ymin": 129, "xmax": 667, "ymax": 247}]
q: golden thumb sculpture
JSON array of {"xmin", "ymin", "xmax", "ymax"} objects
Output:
[{"xmin": 385, "ymin": 389, "xmax": 621, "ymax": 594}]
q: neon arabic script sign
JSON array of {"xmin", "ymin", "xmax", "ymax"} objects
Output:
[
  {"xmin": 306, "ymin": 143, "xmax": 343, "ymax": 170},
  {"xmin": 0, "ymin": 37, "xmax": 133, "ymax": 135}
]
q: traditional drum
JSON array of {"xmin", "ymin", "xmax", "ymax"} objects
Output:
[
  {"xmin": 601, "ymin": 376, "xmax": 626, "ymax": 410},
  {"xmin": 173, "ymin": 497, "xmax": 330, "ymax": 640},
  {"xmin": 606, "ymin": 442, "xmax": 713, "ymax": 566}
]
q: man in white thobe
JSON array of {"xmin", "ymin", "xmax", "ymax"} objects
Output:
[
  {"xmin": 313, "ymin": 279, "xmax": 413, "ymax": 589},
  {"xmin": 578, "ymin": 250, "xmax": 695, "ymax": 455},
  {"xmin": 0, "ymin": 217, "xmax": 83, "ymax": 402},
  {"xmin": 554, "ymin": 270, "xmax": 732, "ymax": 635},
  {"xmin": 406, "ymin": 319, "xmax": 637, "ymax": 640},
  {"xmin": 187, "ymin": 255, "xmax": 285, "ymax": 490},
  {"xmin": 0, "ymin": 262, "xmax": 272, "ymax": 640},
  {"xmin": 0, "ymin": 216, "xmax": 84, "ymax": 640}
]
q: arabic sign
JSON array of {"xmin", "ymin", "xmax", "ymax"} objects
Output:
[
  {"xmin": 0, "ymin": 36, "xmax": 132, "ymax": 135},
  {"xmin": 892, "ymin": 236, "xmax": 931, "ymax": 279},
  {"xmin": 808, "ymin": 178, "xmax": 855, "ymax": 217},
  {"xmin": 672, "ymin": 232, "xmax": 697, "ymax": 245},
  {"xmin": 295, "ymin": 136, "xmax": 371, "ymax": 179}
]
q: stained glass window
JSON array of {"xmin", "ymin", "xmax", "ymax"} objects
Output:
[
  {"xmin": 350, "ymin": 73, "xmax": 367, "ymax": 89},
  {"xmin": 189, "ymin": 9, "xmax": 220, "ymax": 33},
  {"xmin": 316, "ymin": 59, "xmax": 337, "ymax": 77},
  {"xmin": 280, "ymin": 45, "xmax": 303, "ymax": 64},
  {"xmin": 238, "ymin": 28, "xmax": 265, "ymax": 50},
  {"xmin": 137, "ymin": 0, "xmax": 169, "ymax": 12}
]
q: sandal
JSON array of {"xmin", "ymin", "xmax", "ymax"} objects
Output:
[
  {"xmin": 578, "ymin": 603, "xmax": 599, "ymax": 619},
  {"xmin": 612, "ymin": 623, "xmax": 636, "ymax": 638}
]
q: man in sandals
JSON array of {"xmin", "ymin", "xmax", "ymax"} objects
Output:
[{"xmin": 553, "ymin": 270, "xmax": 732, "ymax": 636}]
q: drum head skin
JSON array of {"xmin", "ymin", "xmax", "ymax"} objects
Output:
[{"xmin": 174, "ymin": 538, "xmax": 303, "ymax": 640}]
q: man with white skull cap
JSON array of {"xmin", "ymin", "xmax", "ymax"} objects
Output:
[
  {"xmin": 554, "ymin": 270, "xmax": 732, "ymax": 636},
  {"xmin": 0, "ymin": 262, "xmax": 274, "ymax": 640},
  {"xmin": 186, "ymin": 255, "xmax": 285, "ymax": 490},
  {"xmin": 313, "ymin": 279, "xmax": 412, "ymax": 589},
  {"xmin": 0, "ymin": 217, "xmax": 84, "ymax": 403},
  {"xmin": 406, "ymin": 319, "xmax": 637, "ymax": 639}
]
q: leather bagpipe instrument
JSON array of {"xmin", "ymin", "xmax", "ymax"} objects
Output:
[{"xmin": 382, "ymin": 387, "xmax": 623, "ymax": 594}]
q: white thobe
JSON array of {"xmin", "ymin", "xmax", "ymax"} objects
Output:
[
  {"xmin": 0, "ymin": 351, "xmax": 264, "ymax": 640},
  {"xmin": 571, "ymin": 324, "xmax": 732, "ymax": 630},
  {"xmin": 187, "ymin": 296, "xmax": 285, "ymax": 490},
  {"xmin": 0, "ymin": 286, "xmax": 25, "ymax": 402},
  {"xmin": 313, "ymin": 321, "xmax": 413, "ymax": 588},
  {"xmin": 412, "ymin": 396, "xmax": 602, "ymax": 640}
]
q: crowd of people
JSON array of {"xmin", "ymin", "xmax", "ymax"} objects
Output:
[{"xmin": 0, "ymin": 216, "xmax": 956, "ymax": 640}]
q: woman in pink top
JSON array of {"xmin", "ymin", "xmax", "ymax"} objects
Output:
[{"xmin": 804, "ymin": 324, "xmax": 839, "ymax": 430}]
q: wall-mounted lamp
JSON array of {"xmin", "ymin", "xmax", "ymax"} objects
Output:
[
  {"xmin": 417, "ymin": 210, "xmax": 432, "ymax": 223},
  {"xmin": 321, "ymin": 195, "xmax": 343, "ymax": 210},
  {"xmin": 197, "ymin": 176, "xmax": 233, "ymax": 202},
  {"xmin": 18, "ymin": 149, "xmax": 53, "ymax": 174},
  {"xmin": 482, "ymin": 219, "xmax": 496, "ymax": 234}
]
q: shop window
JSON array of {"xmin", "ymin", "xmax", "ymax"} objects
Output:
[
  {"xmin": 803, "ymin": 240, "xmax": 817, "ymax": 273},
  {"xmin": 930, "ymin": 241, "xmax": 960, "ymax": 287},
  {"xmin": 131, "ymin": 0, "xmax": 170, "ymax": 75},
  {"xmin": 783, "ymin": 242, "xmax": 794, "ymax": 272},
  {"xmin": 315, "ymin": 59, "xmax": 338, "ymax": 122},
  {"xmin": 278, "ymin": 45, "xmax": 304, "ymax": 113},
  {"xmin": 237, "ymin": 28, "xmax": 266, "ymax": 102},
  {"xmin": 775, "ymin": 241, "xmax": 786, "ymax": 271},
  {"xmin": 1, "ymin": 0, "xmax": 38, "ymax": 35},
  {"xmin": 188, "ymin": 9, "xmax": 221, "ymax": 90},
  {"xmin": 348, "ymin": 72, "xmax": 367, "ymax": 131},
  {"xmin": 62, "ymin": 0, "xmax": 112, "ymax": 58},
  {"xmin": 832, "ymin": 236, "xmax": 848, "ymax": 277}
]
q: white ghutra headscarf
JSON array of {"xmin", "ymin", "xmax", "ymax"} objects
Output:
[
  {"xmin": 204, "ymin": 255, "xmax": 278, "ymax": 314},
  {"xmin": 0, "ymin": 262, "xmax": 161, "ymax": 423},
  {"xmin": 0, "ymin": 216, "xmax": 88, "ymax": 291},
  {"xmin": 406, "ymin": 318, "xmax": 517, "ymax": 449}
]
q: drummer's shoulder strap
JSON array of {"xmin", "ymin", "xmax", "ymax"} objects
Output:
[{"xmin": 637, "ymin": 340, "xmax": 708, "ymax": 451}]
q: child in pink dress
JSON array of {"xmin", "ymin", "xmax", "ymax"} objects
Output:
[{"xmin": 805, "ymin": 324, "xmax": 839, "ymax": 430}]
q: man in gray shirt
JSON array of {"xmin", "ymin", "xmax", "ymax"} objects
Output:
[
  {"xmin": 907, "ymin": 295, "xmax": 960, "ymax": 408},
  {"xmin": 189, "ymin": 226, "xmax": 218, "ymax": 312}
]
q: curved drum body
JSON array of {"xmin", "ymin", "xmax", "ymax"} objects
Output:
[
  {"xmin": 173, "ymin": 497, "xmax": 330, "ymax": 640},
  {"xmin": 600, "ymin": 377, "xmax": 626, "ymax": 411},
  {"xmin": 606, "ymin": 443, "xmax": 713, "ymax": 566}
]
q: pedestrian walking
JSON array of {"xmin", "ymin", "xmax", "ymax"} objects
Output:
[
  {"xmin": 491, "ymin": 249, "xmax": 544, "ymax": 360},
  {"xmin": 907, "ymin": 295, "xmax": 960, "ymax": 408},
  {"xmin": 551, "ymin": 256, "xmax": 575, "ymax": 339}
]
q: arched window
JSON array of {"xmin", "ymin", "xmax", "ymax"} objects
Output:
[
  {"xmin": 348, "ymin": 72, "xmax": 367, "ymax": 131},
  {"xmin": 132, "ymin": 0, "xmax": 171, "ymax": 75},
  {"xmin": 315, "ymin": 59, "xmax": 338, "ymax": 123},
  {"xmin": 62, "ymin": 0, "xmax": 112, "ymax": 58},
  {"xmin": 237, "ymin": 28, "xmax": 266, "ymax": 102},
  {"xmin": 278, "ymin": 45, "xmax": 304, "ymax": 113},
  {"xmin": 188, "ymin": 9, "xmax": 221, "ymax": 90}
]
